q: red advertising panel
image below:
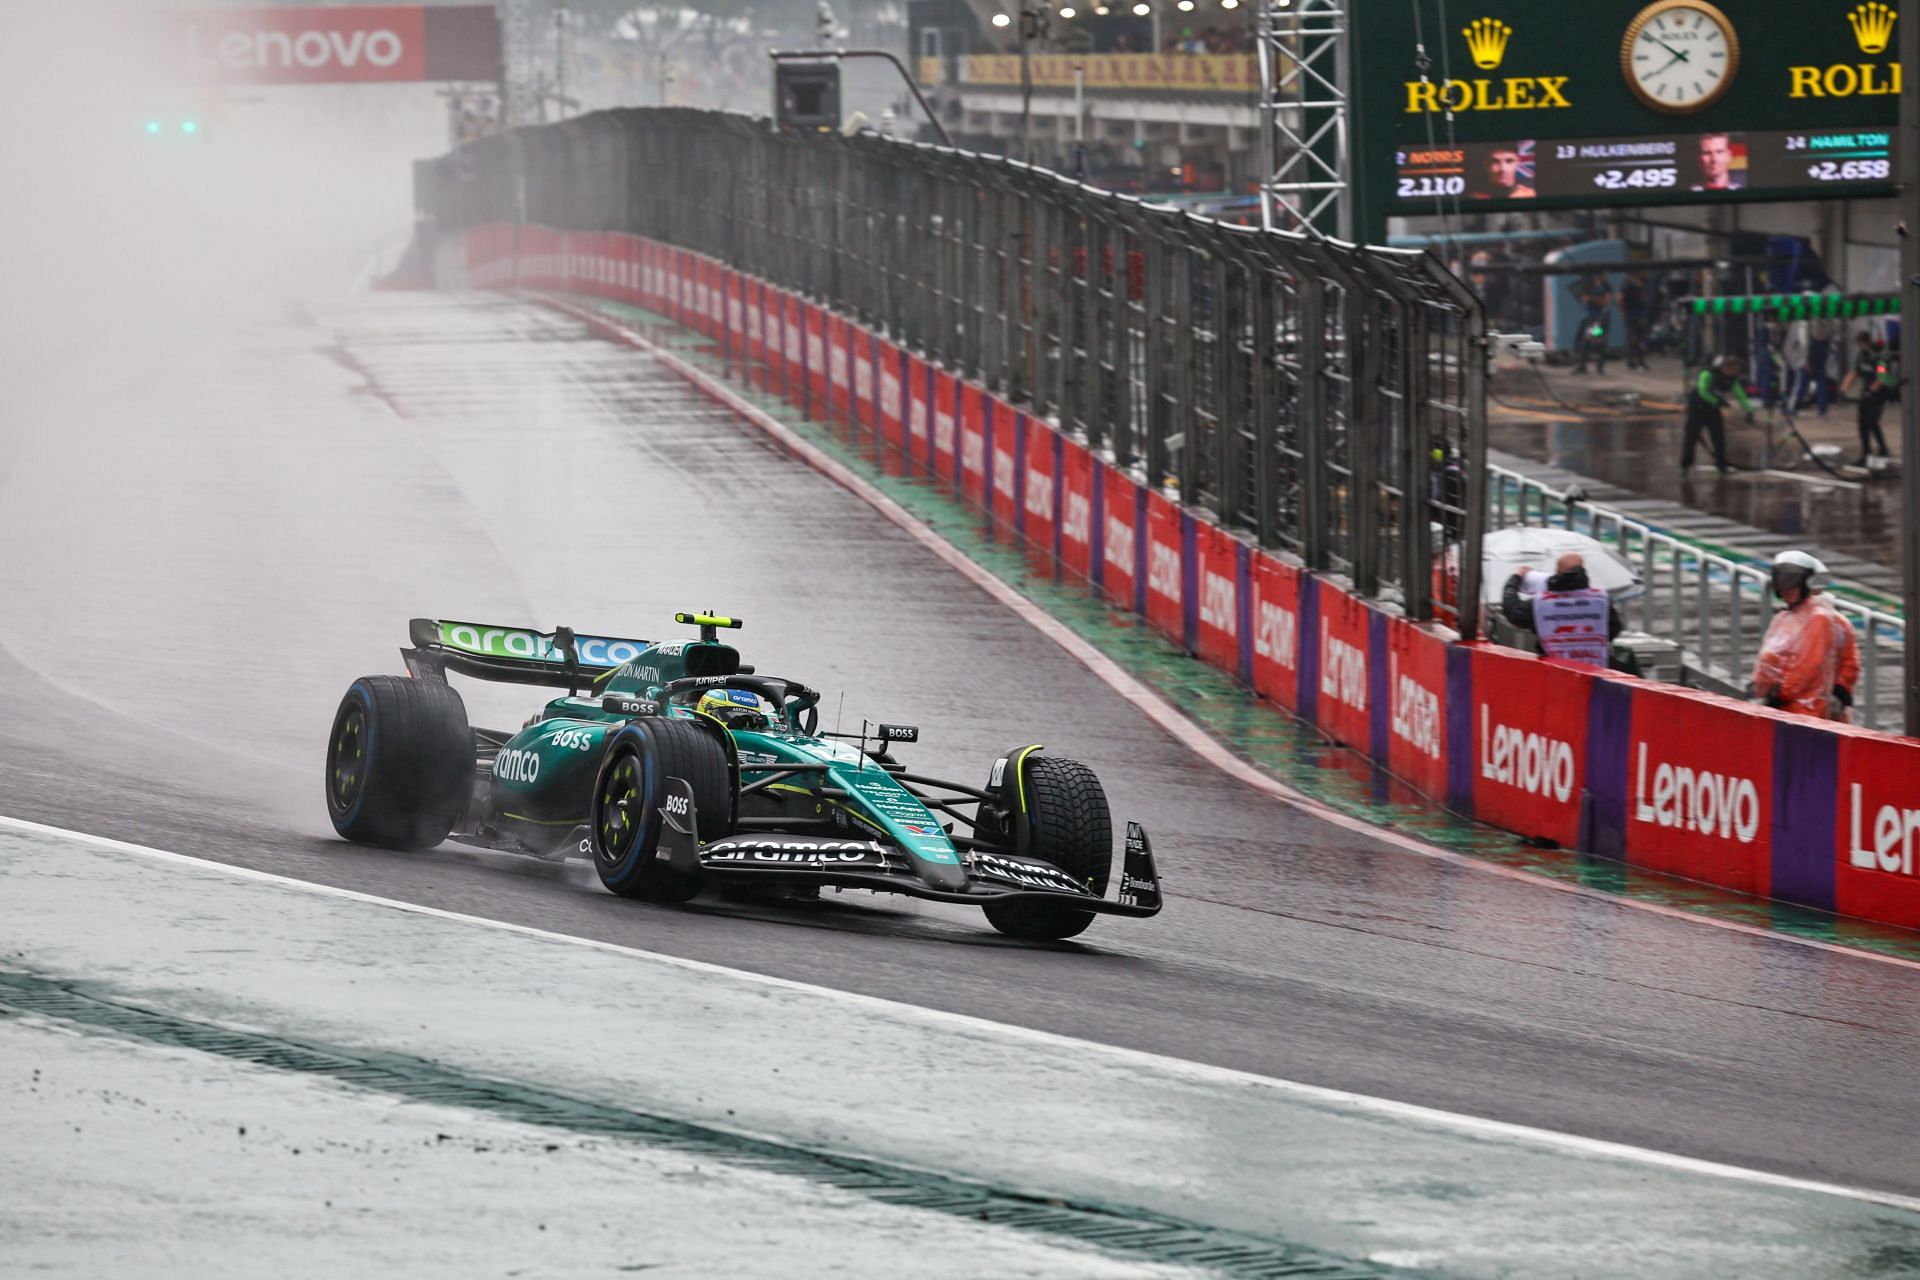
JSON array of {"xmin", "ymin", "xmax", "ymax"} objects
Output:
[
  {"xmin": 783, "ymin": 295, "xmax": 807, "ymax": 408},
  {"xmin": 697, "ymin": 257, "xmax": 713, "ymax": 331},
  {"xmin": 1385, "ymin": 616, "xmax": 1450, "ymax": 800},
  {"xmin": 875, "ymin": 340, "xmax": 906, "ymax": 474},
  {"xmin": 852, "ymin": 328, "xmax": 876, "ymax": 436},
  {"xmin": 666, "ymin": 249, "xmax": 685, "ymax": 325},
  {"xmin": 905, "ymin": 354, "xmax": 932, "ymax": 472},
  {"xmin": 827, "ymin": 315, "xmax": 851, "ymax": 424},
  {"xmin": 1250, "ymin": 551, "xmax": 1304, "ymax": 712},
  {"xmin": 991, "ymin": 400, "xmax": 1021, "ymax": 534},
  {"xmin": 724, "ymin": 270, "xmax": 744, "ymax": 342},
  {"xmin": 805, "ymin": 305, "xmax": 828, "ymax": 409},
  {"xmin": 158, "ymin": 5, "xmax": 498, "ymax": 84},
  {"xmin": 959, "ymin": 387, "xmax": 989, "ymax": 507},
  {"xmin": 744, "ymin": 277, "xmax": 765, "ymax": 365},
  {"xmin": 1314, "ymin": 583, "xmax": 1374, "ymax": 752},
  {"xmin": 1143, "ymin": 492, "xmax": 1185, "ymax": 644},
  {"xmin": 1624, "ymin": 686, "xmax": 1775, "ymax": 897},
  {"xmin": 706, "ymin": 260, "xmax": 726, "ymax": 336},
  {"xmin": 1194, "ymin": 524, "xmax": 1241, "ymax": 673},
  {"xmin": 930, "ymin": 367, "xmax": 959, "ymax": 484},
  {"xmin": 1058, "ymin": 436, "xmax": 1097, "ymax": 583},
  {"xmin": 688, "ymin": 258, "xmax": 707, "ymax": 334},
  {"xmin": 1100, "ymin": 465, "xmax": 1142, "ymax": 611},
  {"xmin": 1023, "ymin": 419, "xmax": 1059, "ymax": 573},
  {"xmin": 624, "ymin": 235, "xmax": 642, "ymax": 305},
  {"xmin": 1834, "ymin": 730, "xmax": 1920, "ymax": 929},
  {"xmin": 763, "ymin": 288, "xmax": 789, "ymax": 388},
  {"xmin": 1469, "ymin": 645, "xmax": 1595, "ymax": 850}
]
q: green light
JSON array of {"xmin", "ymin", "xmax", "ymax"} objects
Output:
[
  {"xmin": 181, "ymin": 120, "xmax": 198, "ymax": 134},
  {"xmin": 146, "ymin": 120, "xmax": 161, "ymax": 134}
]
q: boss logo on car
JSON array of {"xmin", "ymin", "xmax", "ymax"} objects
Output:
[
  {"xmin": 665, "ymin": 794, "xmax": 689, "ymax": 816},
  {"xmin": 494, "ymin": 748, "xmax": 541, "ymax": 783}
]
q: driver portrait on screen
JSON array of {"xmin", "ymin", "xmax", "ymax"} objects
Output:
[
  {"xmin": 1470, "ymin": 142, "xmax": 1536, "ymax": 200},
  {"xmin": 1690, "ymin": 133, "xmax": 1745, "ymax": 191}
]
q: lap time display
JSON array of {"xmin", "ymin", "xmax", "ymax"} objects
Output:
[{"xmin": 1390, "ymin": 127, "xmax": 1893, "ymax": 211}]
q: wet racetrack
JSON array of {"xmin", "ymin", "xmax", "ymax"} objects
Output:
[{"xmin": 4, "ymin": 290, "xmax": 1918, "ymax": 1202}]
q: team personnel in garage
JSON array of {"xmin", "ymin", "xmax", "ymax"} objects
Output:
[
  {"xmin": 1838, "ymin": 330, "xmax": 1899, "ymax": 466},
  {"xmin": 1751, "ymin": 550, "xmax": 1861, "ymax": 721},
  {"xmin": 1682, "ymin": 353, "xmax": 1754, "ymax": 472}
]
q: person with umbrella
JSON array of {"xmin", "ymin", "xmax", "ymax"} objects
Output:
[{"xmin": 1501, "ymin": 552, "xmax": 1623, "ymax": 669}]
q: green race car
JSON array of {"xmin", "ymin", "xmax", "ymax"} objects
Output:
[{"xmin": 324, "ymin": 612, "xmax": 1161, "ymax": 940}]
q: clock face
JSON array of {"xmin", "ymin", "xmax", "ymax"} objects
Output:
[{"xmin": 1622, "ymin": 0, "xmax": 1739, "ymax": 113}]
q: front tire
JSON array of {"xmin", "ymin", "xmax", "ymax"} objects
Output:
[
  {"xmin": 983, "ymin": 754, "xmax": 1112, "ymax": 941},
  {"xmin": 591, "ymin": 718, "xmax": 731, "ymax": 903},
  {"xmin": 325, "ymin": 676, "xmax": 473, "ymax": 850}
]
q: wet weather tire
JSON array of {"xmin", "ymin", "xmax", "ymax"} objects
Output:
[
  {"xmin": 592, "ymin": 719, "xmax": 732, "ymax": 903},
  {"xmin": 983, "ymin": 754, "xmax": 1112, "ymax": 941},
  {"xmin": 325, "ymin": 676, "xmax": 474, "ymax": 851}
]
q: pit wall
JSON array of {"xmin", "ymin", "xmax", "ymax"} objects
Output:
[{"xmin": 441, "ymin": 223, "xmax": 1920, "ymax": 935}]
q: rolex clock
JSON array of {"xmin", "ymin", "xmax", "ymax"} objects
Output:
[{"xmin": 1621, "ymin": 0, "xmax": 1740, "ymax": 113}]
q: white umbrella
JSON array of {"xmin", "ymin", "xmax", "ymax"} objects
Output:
[{"xmin": 1480, "ymin": 527, "xmax": 1642, "ymax": 604}]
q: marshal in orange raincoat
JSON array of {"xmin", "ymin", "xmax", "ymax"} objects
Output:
[{"xmin": 1751, "ymin": 593, "xmax": 1862, "ymax": 720}]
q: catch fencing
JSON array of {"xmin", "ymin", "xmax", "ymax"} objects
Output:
[{"xmin": 415, "ymin": 107, "xmax": 1488, "ymax": 631}]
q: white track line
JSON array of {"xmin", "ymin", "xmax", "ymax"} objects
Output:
[
  {"xmin": 4, "ymin": 809, "xmax": 1918, "ymax": 1216},
  {"xmin": 547, "ymin": 294, "xmax": 1920, "ymax": 977}
]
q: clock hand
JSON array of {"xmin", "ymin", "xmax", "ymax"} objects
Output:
[{"xmin": 1650, "ymin": 36, "xmax": 1691, "ymax": 63}]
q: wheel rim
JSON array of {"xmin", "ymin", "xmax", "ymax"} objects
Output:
[
  {"xmin": 597, "ymin": 752, "xmax": 641, "ymax": 864},
  {"xmin": 329, "ymin": 706, "xmax": 367, "ymax": 815}
]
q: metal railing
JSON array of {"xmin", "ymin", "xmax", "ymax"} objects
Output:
[
  {"xmin": 416, "ymin": 107, "xmax": 1489, "ymax": 632},
  {"xmin": 1487, "ymin": 463, "xmax": 1906, "ymax": 729}
]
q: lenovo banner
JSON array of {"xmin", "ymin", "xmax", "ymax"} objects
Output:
[
  {"xmin": 1468, "ymin": 646, "xmax": 1594, "ymax": 849},
  {"xmin": 1834, "ymin": 729, "xmax": 1920, "ymax": 929},
  {"xmin": 991, "ymin": 401, "xmax": 1021, "ymax": 536},
  {"xmin": 1057, "ymin": 437, "xmax": 1098, "ymax": 584},
  {"xmin": 1193, "ymin": 523, "xmax": 1244, "ymax": 677},
  {"xmin": 1023, "ymin": 420, "xmax": 1060, "ymax": 575},
  {"xmin": 161, "ymin": 6, "xmax": 498, "ymax": 86},
  {"xmin": 1101, "ymin": 466, "xmax": 1144, "ymax": 611},
  {"xmin": 1142, "ymin": 493, "xmax": 1186, "ymax": 646},
  {"xmin": 1625, "ymin": 686, "xmax": 1776, "ymax": 897},
  {"xmin": 1249, "ymin": 552, "xmax": 1303, "ymax": 712},
  {"xmin": 959, "ymin": 387, "xmax": 989, "ymax": 506},
  {"xmin": 1314, "ymin": 583, "xmax": 1374, "ymax": 754},
  {"xmin": 1386, "ymin": 616, "xmax": 1450, "ymax": 800}
]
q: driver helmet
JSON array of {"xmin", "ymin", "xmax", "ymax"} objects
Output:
[
  {"xmin": 696, "ymin": 687, "xmax": 777, "ymax": 731},
  {"xmin": 1770, "ymin": 548, "xmax": 1827, "ymax": 598}
]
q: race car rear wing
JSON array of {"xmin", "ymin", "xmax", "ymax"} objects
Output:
[{"xmin": 403, "ymin": 618, "xmax": 652, "ymax": 692}]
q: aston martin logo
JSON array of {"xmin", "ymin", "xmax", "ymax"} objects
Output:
[
  {"xmin": 1848, "ymin": 1, "xmax": 1896, "ymax": 54},
  {"xmin": 1462, "ymin": 17, "xmax": 1512, "ymax": 70}
]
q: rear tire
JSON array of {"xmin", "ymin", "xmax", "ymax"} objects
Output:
[
  {"xmin": 983, "ymin": 754, "xmax": 1111, "ymax": 941},
  {"xmin": 325, "ymin": 676, "xmax": 473, "ymax": 851},
  {"xmin": 592, "ymin": 719, "xmax": 732, "ymax": 903}
]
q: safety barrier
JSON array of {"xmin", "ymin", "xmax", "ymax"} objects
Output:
[
  {"xmin": 1488, "ymin": 462, "xmax": 1907, "ymax": 731},
  {"xmin": 439, "ymin": 224, "xmax": 1920, "ymax": 936},
  {"xmin": 415, "ymin": 109, "xmax": 1486, "ymax": 633}
]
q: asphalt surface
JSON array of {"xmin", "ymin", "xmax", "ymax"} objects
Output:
[{"xmin": 3, "ymin": 290, "xmax": 1917, "ymax": 1203}]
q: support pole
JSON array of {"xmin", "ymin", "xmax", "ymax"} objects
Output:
[{"xmin": 1901, "ymin": 0, "xmax": 1920, "ymax": 732}]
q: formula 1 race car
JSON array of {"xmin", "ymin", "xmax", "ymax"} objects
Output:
[{"xmin": 323, "ymin": 612, "xmax": 1161, "ymax": 940}]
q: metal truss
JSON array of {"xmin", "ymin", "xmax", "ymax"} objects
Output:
[{"xmin": 1256, "ymin": 0, "xmax": 1352, "ymax": 240}]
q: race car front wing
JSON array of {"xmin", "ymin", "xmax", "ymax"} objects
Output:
[{"xmin": 653, "ymin": 778, "xmax": 1162, "ymax": 917}]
